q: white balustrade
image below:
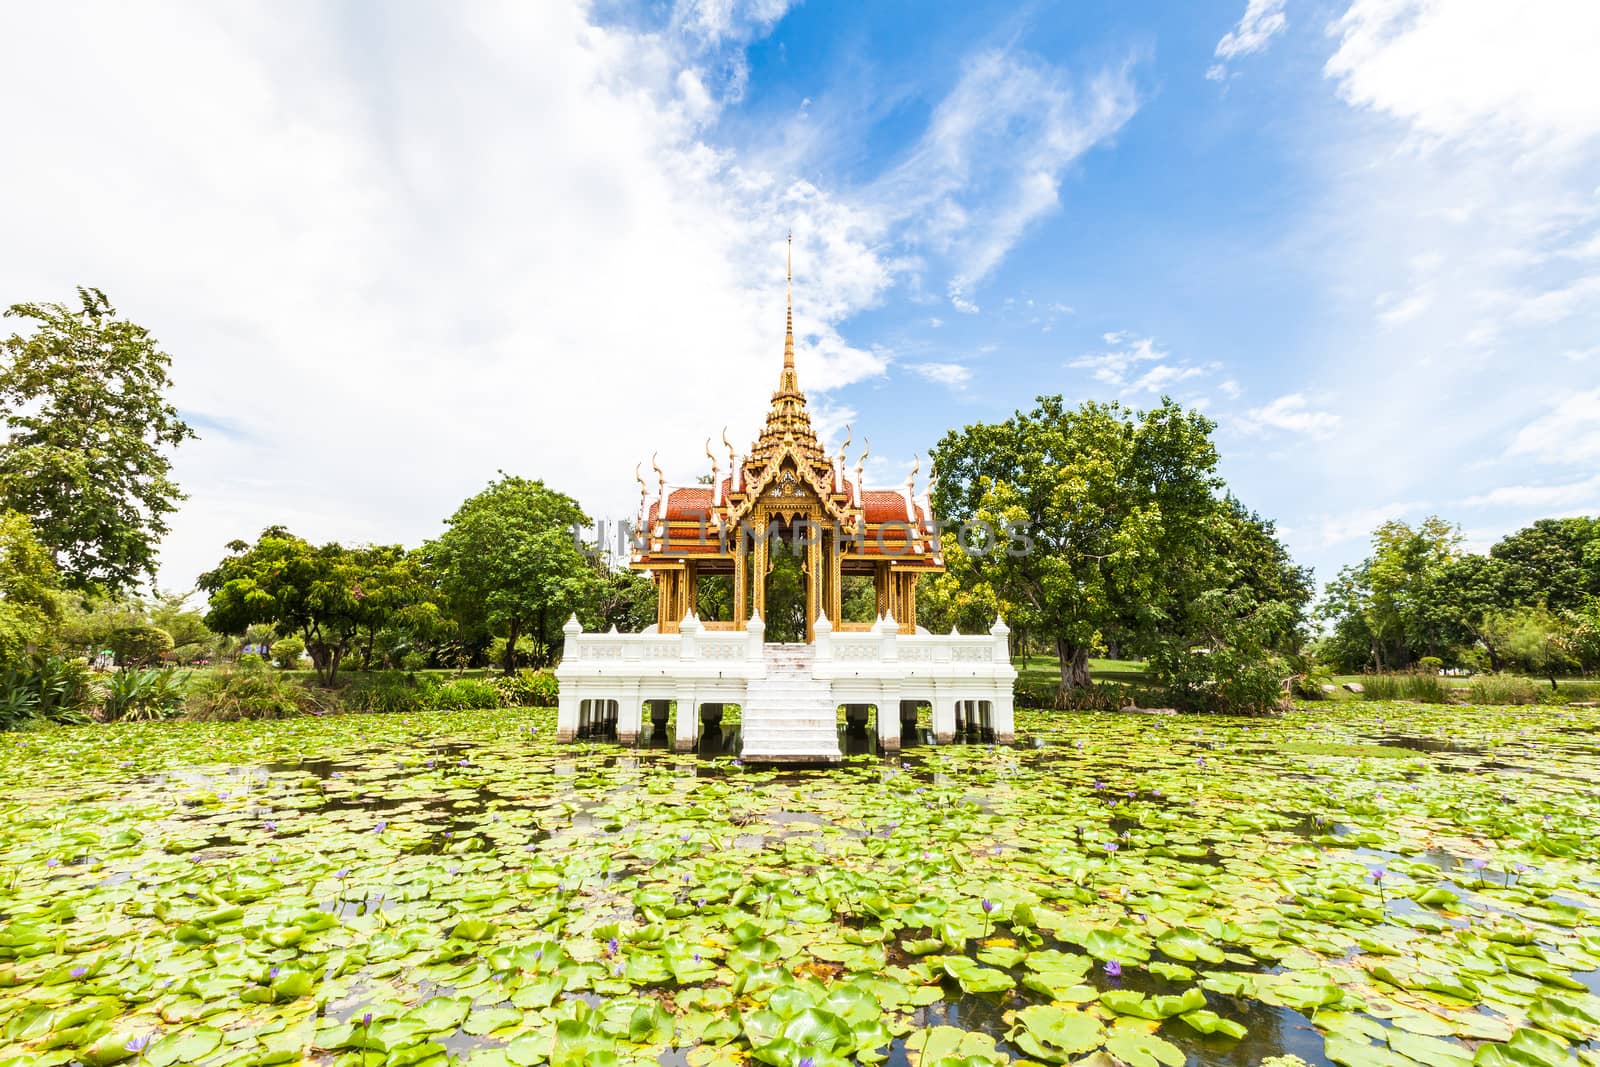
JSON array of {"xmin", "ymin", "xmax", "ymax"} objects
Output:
[{"xmin": 555, "ymin": 610, "xmax": 1017, "ymax": 752}]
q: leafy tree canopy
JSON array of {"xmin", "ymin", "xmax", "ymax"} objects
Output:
[
  {"xmin": 198, "ymin": 528, "xmax": 425, "ymax": 686},
  {"xmin": 0, "ymin": 510, "xmax": 61, "ymax": 664},
  {"xmin": 425, "ymin": 475, "xmax": 594, "ymax": 673},
  {"xmin": 933, "ymin": 395, "xmax": 1302, "ymax": 705},
  {"xmin": 0, "ymin": 288, "xmax": 195, "ymax": 593}
]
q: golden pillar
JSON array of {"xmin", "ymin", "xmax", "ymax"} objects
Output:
[
  {"xmin": 752, "ymin": 526, "xmax": 770, "ymax": 622},
  {"xmin": 732, "ymin": 541, "xmax": 747, "ymax": 627}
]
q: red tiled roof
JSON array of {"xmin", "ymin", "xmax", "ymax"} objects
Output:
[{"xmin": 861, "ymin": 490, "xmax": 912, "ymax": 524}]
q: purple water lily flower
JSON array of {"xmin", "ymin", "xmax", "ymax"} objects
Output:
[
  {"xmin": 71, "ymin": 966, "xmax": 87, "ymax": 978},
  {"xmin": 981, "ymin": 899, "xmax": 995, "ymax": 914},
  {"xmin": 335, "ymin": 868, "xmax": 349, "ymax": 879},
  {"xmin": 1104, "ymin": 960, "xmax": 1122, "ymax": 978},
  {"xmin": 1104, "ymin": 842, "xmax": 1119, "ymax": 854},
  {"xmin": 607, "ymin": 937, "xmax": 619, "ymax": 956},
  {"xmin": 373, "ymin": 821, "xmax": 387, "ymax": 833},
  {"xmin": 799, "ymin": 1057, "xmax": 815, "ymax": 1067},
  {"xmin": 362, "ymin": 1012, "xmax": 373, "ymax": 1028},
  {"xmin": 46, "ymin": 858, "xmax": 60, "ymax": 868},
  {"xmin": 126, "ymin": 1033, "xmax": 154, "ymax": 1054},
  {"xmin": 269, "ymin": 966, "xmax": 280, "ymax": 979},
  {"xmin": 693, "ymin": 953, "xmax": 701, "ymax": 963}
]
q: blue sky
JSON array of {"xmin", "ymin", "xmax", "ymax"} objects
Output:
[{"xmin": 2, "ymin": 0, "xmax": 1598, "ymax": 593}]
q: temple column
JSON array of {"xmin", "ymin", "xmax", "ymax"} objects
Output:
[
  {"xmin": 827, "ymin": 531, "xmax": 843, "ymax": 626},
  {"xmin": 752, "ymin": 526, "xmax": 769, "ymax": 623},
  {"xmin": 685, "ymin": 566, "xmax": 699, "ymax": 620},
  {"xmin": 805, "ymin": 525, "xmax": 822, "ymax": 642},
  {"xmin": 874, "ymin": 563, "xmax": 889, "ymax": 619},
  {"xmin": 733, "ymin": 539, "xmax": 748, "ymax": 627}
]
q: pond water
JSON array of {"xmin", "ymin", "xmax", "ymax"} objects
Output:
[{"xmin": 1, "ymin": 702, "xmax": 1597, "ymax": 1067}]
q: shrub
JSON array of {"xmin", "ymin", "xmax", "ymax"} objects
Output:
[
  {"xmin": 431, "ymin": 678, "xmax": 502, "ymax": 711},
  {"xmin": 105, "ymin": 624, "xmax": 175, "ymax": 668},
  {"xmin": 269, "ymin": 635, "xmax": 305, "ymax": 669},
  {"xmin": 492, "ymin": 669, "xmax": 559, "ymax": 707},
  {"xmin": 1, "ymin": 653, "xmax": 95, "ymax": 729},
  {"xmin": 1417, "ymin": 656, "xmax": 1444, "ymax": 674},
  {"xmin": 1465, "ymin": 675, "xmax": 1539, "ymax": 706},
  {"xmin": 344, "ymin": 675, "xmax": 438, "ymax": 715},
  {"xmin": 1290, "ymin": 662, "xmax": 1337, "ymax": 700},
  {"xmin": 186, "ymin": 665, "xmax": 314, "ymax": 721},
  {"xmin": 1361, "ymin": 673, "xmax": 1449, "ymax": 703},
  {"xmin": 101, "ymin": 667, "xmax": 189, "ymax": 722}
]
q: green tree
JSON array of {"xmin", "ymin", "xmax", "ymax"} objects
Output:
[
  {"xmin": 198, "ymin": 528, "xmax": 399, "ymax": 686},
  {"xmin": 933, "ymin": 396, "xmax": 1223, "ymax": 701},
  {"xmin": 0, "ymin": 288, "xmax": 195, "ymax": 592},
  {"xmin": 1487, "ymin": 605, "xmax": 1576, "ymax": 688},
  {"xmin": 0, "ymin": 510, "xmax": 61, "ymax": 664},
  {"xmin": 425, "ymin": 475, "xmax": 595, "ymax": 673},
  {"xmin": 1490, "ymin": 517, "xmax": 1600, "ymax": 613},
  {"xmin": 1319, "ymin": 516, "xmax": 1462, "ymax": 670}
]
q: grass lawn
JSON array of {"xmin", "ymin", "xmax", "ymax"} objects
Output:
[{"xmin": 2, "ymin": 702, "xmax": 1596, "ymax": 1066}]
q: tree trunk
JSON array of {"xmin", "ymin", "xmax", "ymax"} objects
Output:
[
  {"xmin": 502, "ymin": 617, "xmax": 520, "ymax": 676},
  {"xmin": 1055, "ymin": 639, "xmax": 1092, "ymax": 707}
]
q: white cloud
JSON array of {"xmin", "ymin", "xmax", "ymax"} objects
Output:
[
  {"xmin": 1069, "ymin": 334, "xmax": 1167, "ymax": 386},
  {"xmin": 1326, "ymin": 0, "xmax": 1600, "ymax": 150},
  {"xmin": 0, "ymin": 3, "xmax": 967, "ymax": 587},
  {"xmin": 908, "ymin": 362, "xmax": 973, "ymax": 389},
  {"xmin": 1285, "ymin": 500, "xmax": 1428, "ymax": 550},
  {"xmin": 1243, "ymin": 394, "xmax": 1343, "ymax": 438},
  {"xmin": 1376, "ymin": 288, "xmax": 1431, "ymax": 326},
  {"xmin": 1068, "ymin": 334, "xmax": 1214, "ymax": 399},
  {"xmin": 1464, "ymin": 472, "xmax": 1600, "ymax": 509},
  {"xmin": 1125, "ymin": 363, "xmax": 1205, "ymax": 394},
  {"xmin": 1219, "ymin": 379, "xmax": 1242, "ymax": 399},
  {"xmin": 1508, "ymin": 389, "xmax": 1600, "ymax": 464},
  {"xmin": 872, "ymin": 49, "xmax": 1139, "ymax": 312},
  {"xmin": 1207, "ymin": 0, "xmax": 1288, "ymax": 80}
]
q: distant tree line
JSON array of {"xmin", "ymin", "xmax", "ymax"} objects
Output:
[{"xmin": 1318, "ymin": 516, "xmax": 1600, "ymax": 682}]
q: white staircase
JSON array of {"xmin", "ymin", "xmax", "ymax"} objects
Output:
[{"xmin": 740, "ymin": 644, "xmax": 842, "ymax": 764}]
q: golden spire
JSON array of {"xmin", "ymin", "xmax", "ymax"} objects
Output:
[{"xmin": 782, "ymin": 232, "xmax": 796, "ymax": 379}]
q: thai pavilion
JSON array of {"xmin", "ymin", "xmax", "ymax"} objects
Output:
[{"xmin": 555, "ymin": 248, "xmax": 1016, "ymax": 761}]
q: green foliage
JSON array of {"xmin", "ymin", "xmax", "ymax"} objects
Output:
[
  {"xmin": 342, "ymin": 675, "xmax": 438, "ymax": 715},
  {"xmin": 1466, "ymin": 675, "xmax": 1539, "ymax": 706},
  {"xmin": 1483, "ymin": 605, "xmax": 1575, "ymax": 686},
  {"xmin": 1146, "ymin": 589, "xmax": 1295, "ymax": 714},
  {"xmin": 199, "ymin": 529, "xmax": 435, "ymax": 687},
  {"xmin": 0, "ymin": 510, "xmax": 61, "ymax": 663},
  {"xmin": 762, "ymin": 546, "xmax": 807, "ymax": 643},
  {"xmin": 1490, "ymin": 516, "xmax": 1600, "ymax": 613},
  {"xmin": 1319, "ymin": 516, "xmax": 1463, "ymax": 672},
  {"xmin": 425, "ymin": 475, "xmax": 595, "ymax": 673},
  {"xmin": 431, "ymin": 678, "xmax": 502, "ymax": 710},
  {"xmin": 101, "ymin": 667, "xmax": 189, "ymax": 722},
  {"xmin": 1359, "ymin": 673, "xmax": 1449, "ymax": 704},
  {"xmin": 269, "ymin": 634, "xmax": 306, "ymax": 669},
  {"xmin": 0, "ymin": 287, "xmax": 195, "ymax": 593},
  {"xmin": 1417, "ymin": 656, "xmax": 1443, "ymax": 674},
  {"xmin": 0, "ymin": 653, "xmax": 94, "ymax": 730},
  {"xmin": 104, "ymin": 623, "xmax": 174, "ymax": 667},
  {"xmin": 492, "ymin": 669, "xmax": 559, "ymax": 707},
  {"xmin": 185, "ymin": 664, "xmax": 314, "ymax": 721},
  {"xmin": 935, "ymin": 396, "xmax": 1259, "ymax": 700}
]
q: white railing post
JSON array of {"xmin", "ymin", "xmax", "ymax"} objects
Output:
[
  {"xmin": 991, "ymin": 616, "xmax": 1011, "ymax": 664},
  {"xmin": 746, "ymin": 612, "xmax": 765, "ymax": 661},
  {"xmin": 562, "ymin": 613, "xmax": 583, "ymax": 662},
  {"xmin": 878, "ymin": 612, "xmax": 898, "ymax": 663},
  {"xmin": 814, "ymin": 611, "xmax": 833, "ymax": 662},
  {"xmin": 680, "ymin": 611, "xmax": 702, "ymax": 660}
]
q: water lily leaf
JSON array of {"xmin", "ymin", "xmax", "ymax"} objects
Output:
[
  {"xmin": 939, "ymin": 957, "xmax": 1014, "ymax": 994},
  {"xmin": 1104, "ymin": 1028, "xmax": 1184, "ymax": 1067}
]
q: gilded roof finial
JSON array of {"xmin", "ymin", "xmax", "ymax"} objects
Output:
[{"xmin": 783, "ymin": 232, "xmax": 796, "ymax": 375}]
